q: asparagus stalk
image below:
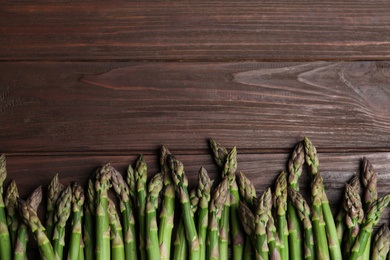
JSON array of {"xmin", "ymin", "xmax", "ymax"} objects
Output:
[
  {"xmin": 287, "ymin": 187, "xmax": 315, "ymax": 260},
  {"xmin": 169, "ymin": 154, "xmax": 200, "ymax": 260},
  {"xmin": 267, "ymin": 213, "xmax": 281, "ymax": 260},
  {"xmin": 0, "ymin": 155, "xmax": 12, "ymax": 260},
  {"xmin": 46, "ymin": 173, "xmax": 65, "ymax": 240},
  {"xmin": 135, "ymin": 155, "xmax": 148, "ymax": 260},
  {"xmin": 304, "ymin": 137, "xmax": 342, "ymax": 260},
  {"xmin": 107, "ymin": 198, "xmax": 125, "ymax": 260},
  {"xmin": 238, "ymin": 171, "xmax": 257, "ymax": 260},
  {"xmin": 158, "ymin": 145, "xmax": 176, "ymax": 260},
  {"xmin": 18, "ymin": 198, "xmax": 55, "ymax": 260},
  {"xmin": 208, "ymin": 178, "xmax": 229, "ymax": 260},
  {"xmin": 255, "ymin": 188, "xmax": 273, "ymax": 260},
  {"xmin": 146, "ymin": 172, "xmax": 164, "ymax": 260},
  {"xmin": 274, "ymin": 171, "xmax": 289, "ymax": 260},
  {"xmin": 5, "ymin": 179, "xmax": 19, "ymax": 247},
  {"xmin": 349, "ymin": 194, "xmax": 390, "ymax": 260},
  {"xmin": 95, "ymin": 163, "xmax": 112, "ymax": 260},
  {"xmin": 126, "ymin": 164, "xmax": 136, "ymax": 204},
  {"xmin": 287, "ymin": 141, "xmax": 304, "ymax": 260},
  {"xmin": 68, "ymin": 182, "xmax": 85, "ymax": 260},
  {"xmin": 311, "ymin": 173, "xmax": 330, "ymax": 260},
  {"xmin": 84, "ymin": 178, "xmax": 96, "ymax": 260},
  {"xmin": 14, "ymin": 185, "xmax": 42, "ymax": 260},
  {"xmin": 336, "ymin": 175, "xmax": 361, "ymax": 244},
  {"xmin": 362, "ymin": 157, "xmax": 378, "ymax": 210},
  {"xmin": 343, "ymin": 183, "xmax": 364, "ymax": 259},
  {"xmin": 197, "ymin": 166, "xmax": 213, "ymax": 260},
  {"xmin": 110, "ymin": 165, "xmax": 138, "ymax": 260},
  {"xmin": 53, "ymin": 185, "xmax": 72, "ymax": 260},
  {"xmin": 173, "ymin": 218, "xmax": 188, "ymax": 260},
  {"xmin": 209, "ymin": 138, "xmax": 228, "ymax": 169},
  {"xmin": 372, "ymin": 224, "xmax": 390, "ymax": 260}
]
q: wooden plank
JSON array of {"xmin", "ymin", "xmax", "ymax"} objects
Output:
[
  {"xmin": 1, "ymin": 61, "xmax": 390, "ymax": 153},
  {"xmin": 1, "ymin": 1, "xmax": 390, "ymax": 61},
  {"xmin": 4, "ymin": 151, "xmax": 390, "ymax": 258}
]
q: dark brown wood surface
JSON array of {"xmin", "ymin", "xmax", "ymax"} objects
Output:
[
  {"xmin": 2, "ymin": 1, "xmax": 390, "ymax": 61},
  {"xmin": 1, "ymin": 1, "xmax": 390, "ymax": 259}
]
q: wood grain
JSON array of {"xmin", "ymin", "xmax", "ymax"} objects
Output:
[
  {"xmin": 1, "ymin": 61, "xmax": 390, "ymax": 153},
  {"xmin": 2, "ymin": 1, "xmax": 390, "ymax": 61}
]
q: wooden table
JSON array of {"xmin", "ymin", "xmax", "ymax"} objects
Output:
[{"xmin": 1, "ymin": 1, "xmax": 390, "ymax": 258}]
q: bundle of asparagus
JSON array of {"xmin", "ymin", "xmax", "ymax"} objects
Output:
[{"xmin": 0, "ymin": 137, "xmax": 389, "ymax": 260}]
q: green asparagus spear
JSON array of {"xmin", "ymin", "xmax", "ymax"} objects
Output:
[
  {"xmin": 311, "ymin": 173, "xmax": 330, "ymax": 260},
  {"xmin": 287, "ymin": 187, "xmax": 315, "ymax": 260},
  {"xmin": 304, "ymin": 137, "xmax": 342, "ymax": 260},
  {"xmin": 0, "ymin": 155, "xmax": 11, "ymax": 260},
  {"xmin": 84, "ymin": 177, "xmax": 96, "ymax": 260},
  {"xmin": 349, "ymin": 194, "xmax": 390, "ymax": 260},
  {"xmin": 110, "ymin": 165, "xmax": 138, "ymax": 260},
  {"xmin": 53, "ymin": 185, "xmax": 72, "ymax": 260},
  {"xmin": 209, "ymin": 138, "xmax": 228, "ymax": 169},
  {"xmin": 255, "ymin": 188, "xmax": 273, "ymax": 260},
  {"xmin": 5, "ymin": 180, "xmax": 19, "ymax": 247},
  {"xmin": 238, "ymin": 171, "xmax": 257, "ymax": 260},
  {"xmin": 208, "ymin": 178, "xmax": 229, "ymax": 260},
  {"xmin": 95, "ymin": 163, "xmax": 112, "ymax": 260},
  {"xmin": 197, "ymin": 166, "xmax": 213, "ymax": 260},
  {"xmin": 146, "ymin": 172, "xmax": 164, "ymax": 260},
  {"xmin": 287, "ymin": 141, "xmax": 304, "ymax": 260},
  {"xmin": 274, "ymin": 171, "xmax": 289, "ymax": 260},
  {"xmin": 362, "ymin": 157, "xmax": 378, "ymax": 210},
  {"xmin": 372, "ymin": 224, "xmax": 390, "ymax": 260},
  {"xmin": 159, "ymin": 145, "xmax": 176, "ymax": 260},
  {"xmin": 126, "ymin": 164, "xmax": 136, "ymax": 204},
  {"xmin": 18, "ymin": 198, "xmax": 55, "ymax": 260},
  {"xmin": 107, "ymin": 198, "xmax": 125, "ymax": 260},
  {"xmin": 14, "ymin": 185, "xmax": 42, "ymax": 260},
  {"xmin": 336, "ymin": 175, "xmax": 361, "ymax": 244},
  {"xmin": 169, "ymin": 154, "xmax": 200, "ymax": 260},
  {"xmin": 68, "ymin": 182, "xmax": 85, "ymax": 260},
  {"xmin": 343, "ymin": 183, "xmax": 364, "ymax": 259},
  {"xmin": 173, "ymin": 218, "xmax": 188, "ymax": 260},
  {"xmin": 46, "ymin": 173, "xmax": 65, "ymax": 240},
  {"xmin": 135, "ymin": 155, "xmax": 148, "ymax": 260}
]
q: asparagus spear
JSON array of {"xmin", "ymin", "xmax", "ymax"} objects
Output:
[
  {"xmin": 0, "ymin": 154, "xmax": 12, "ymax": 260},
  {"xmin": 239, "ymin": 200, "xmax": 256, "ymax": 244},
  {"xmin": 311, "ymin": 173, "xmax": 330, "ymax": 260},
  {"xmin": 68, "ymin": 182, "xmax": 85, "ymax": 260},
  {"xmin": 255, "ymin": 188, "xmax": 273, "ymax": 260},
  {"xmin": 267, "ymin": 212, "xmax": 281, "ymax": 260},
  {"xmin": 287, "ymin": 141, "xmax": 304, "ymax": 260},
  {"xmin": 209, "ymin": 138, "xmax": 228, "ymax": 169},
  {"xmin": 53, "ymin": 185, "xmax": 72, "ymax": 260},
  {"xmin": 343, "ymin": 183, "xmax": 364, "ymax": 259},
  {"xmin": 372, "ymin": 224, "xmax": 390, "ymax": 260},
  {"xmin": 362, "ymin": 157, "xmax": 378, "ymax": 210},
  {"xmin": 336, "ymin": 175, "xmax": 361, "ymax": 244},
  {"xmin": 126, "ymin": 164, "xmax": 136, "ymax": 204},
  {"xmin": 173, "ymin": 218, "xmax": 187, "ymax": 260},
  {"xmin": 197, "ymin": 166, "xmax": 213, "ymax": 260},
  {"xmin": 169, "ymin": 154, "xmax": 200, "ymax": 260},
  {"xmin": 84, "ymin": 177, "xmax": 96, "ymax": 260},
  {"xmin": 238, "ymin": 171, "xmax": 257, "ymax": 260},
  {"xmin": 135, "ymin": 155, "xmax": 148, "ymax": 260},
  {"xmin": 274, "ymin": 171, "xmax": 289, "ymax": 260},
  {"xmin": 5, "ymin": 179, "xmax": 19, "ymax": 247},
  {"xmin": 95, "ymin": 163, "xmax": 112, "ymax": 260},
  {"xmin": 287, "ymin": 187, "xmax": 315, "ymax": 260},
  {"xmin": 14, "ymin": 185, "xmax": 42, "ymax": 260},
  {"xmin": 110, "ymin": 165, "xmax": 138, "ymax": 260},
  {"xmin": 107, "ymin": 198, "xmax": 125, "ymax": 260},
  {"xmin": 158, "ymin": 145, "xmax": 176, "ymax": 260},
  {"xmin": 146, "ymin": 172, "xmax": 164, "ymax": 260},
  {"xmin": 349, "ymin": 194, "xmax": 390, "ymax": 260},
  {"xmin": 18, "ymin": 198, "xmax": 55, "ymax": 260},
  {"xmin": 304, "ymin": 137, "xmax": 342, "ymax": 260},
  {"xmin": 208, "ymin": 178, "xmax": 229, "ymax": 260},
  {"xmin": 46, "ymin": 173, "xmax": 65, "ymax": 240}
]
